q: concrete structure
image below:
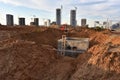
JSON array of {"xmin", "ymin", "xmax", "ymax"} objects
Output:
[
  {"xmin": 6, "ymin": 14, "xmax": 14, "ymax": 26},
  {"xmin": 111, "ymin": 22, "xmax": 120, "ymax": 31},
  {"xmin": 70, "ymin": 10, "xmax": 76, "ymax": 27},
  {"xmin": 19, "ymin": 18, "xmax": 25, "ymax": 25},
  {"xmin": 56, "ymin": 8, "xmax": 61, "ymax": 26},
  {"xmin": 34, "ymin": 18, "xmax": 39, "ymax": 26},
  {"xmin": 81, "ymin": 19, "xmax": 87, "ymax": 27},
  {"xmin": 58, "ymin": 35, "xmax": 89, "ymax": 57}
]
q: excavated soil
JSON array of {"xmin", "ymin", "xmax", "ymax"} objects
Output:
[{"xmin": 0, "ymin": 26, "xmax": 120, "ymax": 80}]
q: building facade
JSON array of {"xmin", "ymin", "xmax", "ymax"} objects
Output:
[
  {"xmin": 44, "ymin": 19, "xmax": 51, "ymax": 27},
  {"xmin": 34, "ymin": 18, "xmax": 39, "ymax": 26},
  {"xmin": 19, "ymin": 18, "xmax": 25, "ymax": 25},
  {"xmin": 56, "ymin": 8, "xmax": 61, "ymax": 26},
  {"xmin": 6, "ymin": 14, "xmax": 14, "ymax": 26},
  {"xmin": 81, "ymin": 19, "xmax": 86, "ymax": 27},
  {"xmin": 70, "ymin": 10, "xmax": 76, "ymax": 27}
]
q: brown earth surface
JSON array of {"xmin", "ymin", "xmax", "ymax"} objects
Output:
[{"xmin": 0, "ymin": 26, "xmax": 119, "ymax": 80}]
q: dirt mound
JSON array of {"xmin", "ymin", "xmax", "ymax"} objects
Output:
[
  {"xmin": 68, "ymin": 28, "xmax": 111, "ymax": 47},
  {"xmin": 0, "ymin": 41, "xmax": 55, "ymax": 80},
  {"xmin": 0, "ymin": 39, "xmax": 76, "ymax": 80},
  {"xmin": 0, "ymin": 31, "xmax": 18, "ymax": 41},
  {"xmin": 0, "ymin": 27, "xmax": 76, "ymax": 80},
  {"xmin": 70, "ymin": 43, "xmax": 120, "ymax": 80},
  {"xmin": 0, "ymin": 26, "xmax": 47, "ymax": 33},
  {"xmin": 20, "ymin": 28, "xmax": 64, "ymax": 48},
  {"xmin": 69, "ymin": 29, "xmax": 120, "ymax": 80},
  {"xmin": 111, "ymin": 36, "xmax": 120, "ymax": 45},
  {"xmin": 88, "ymin": 44, "xmax": 120, "ymax": 73}
]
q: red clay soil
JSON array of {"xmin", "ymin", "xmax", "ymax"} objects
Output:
[
  {"xmin": 0, "ymin": 27, "xmax": 75, "ymax": 80},
  {"xmin": 19, "ymin": 28, "xmax": 64, "ymax": 48},
  {"xmin": 0, "ymin": 39, "xmax": 76, "ymax": 80},
  {"xmin": 111, "ymin": 36, "xmax": 120, "ymax": 45},
  {"xmin": 70, "ymin": 29, "xmax": 120, "ymax": 80},
  {"xmin": 71, "ymin": 43, "xmax": 120, "ymax": 80},
  {"xmin": 0, "ymin": 27, "xmax": 120, "ymax": 80}
]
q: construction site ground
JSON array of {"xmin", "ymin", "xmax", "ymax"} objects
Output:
[{"xmin": 0, "ymin": 26, "xmax": 119, "ymax": 80}]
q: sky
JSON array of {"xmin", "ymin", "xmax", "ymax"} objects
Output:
[{"xmin": 0, "ymin": 0, "xmax": 120, "ymax": 26}]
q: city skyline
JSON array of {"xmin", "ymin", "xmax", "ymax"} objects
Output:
[{"xmin": 0, "ymin": 0, "xmax": 120, "ymax": 26}]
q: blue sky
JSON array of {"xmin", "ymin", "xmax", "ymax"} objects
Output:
[{"xmin": 0, "ymin": 0, "xmax": 120, "ymax": 26}]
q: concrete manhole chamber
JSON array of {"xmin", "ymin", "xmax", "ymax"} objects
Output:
[{"xmin": 58, "ymin": 35, "xmax": 89, "ymax": 57}]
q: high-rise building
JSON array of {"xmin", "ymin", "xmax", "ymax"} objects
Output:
[
  {"xmin": 81, "ymin": 19, "xmax": 87, "ymax": 27},
  {"xmin": 94, "ymin": 21, "xmax": 99, "ymax": 27},
  {"xmin": 19, "ymin": 18, "xmax": 25, "ymax": 25},
  {"xmin": 70, "ymin": 10, "xmax": 76, "ymax": 27},
  {"xmin": 30, "ymin": 18, "xmax": 39, "ymax": 26},
  {"xmin": 44, "ymin": 21, "xmax": 47, "ymax": 26},
  {"xmin": 56, "ymin": 8, "xmax": 61, "ymax": 26},
  {"xmin": 44, "ymin": 19, "xmax": 51, "ymax": 27},
  {"xmin": 34, "ymin": 18, "xmax": 39, "ymax": 26},
  {"xmin": 47, "ymin": 19, "xmax": 51, "ymax": 27},
  {"xmin": 6, "ymin": 14, "xmax": 14, "ymax": 26}
]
